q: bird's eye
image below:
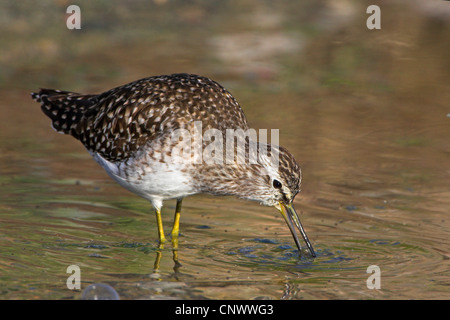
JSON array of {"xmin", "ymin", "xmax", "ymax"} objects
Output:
[{"xmin": 273, "ymin": 179, "xmax": 282, "ymax": 189}]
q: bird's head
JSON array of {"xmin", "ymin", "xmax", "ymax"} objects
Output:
[
  {"xmin": 253, "ymin": 145, "xmax": 316, "ymax": 257},
  {"xmin": 197, "ymin": 142, "xmax": 316, "ymax": 257}
]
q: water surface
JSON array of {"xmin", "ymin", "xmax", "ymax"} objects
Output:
[{"xmin": 0, "ymin": 1, "xmax": 449, "ymax": 300}]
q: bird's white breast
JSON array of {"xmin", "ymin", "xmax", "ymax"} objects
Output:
[{"xmin": 90, "ymin": 151, "xmax": 197, "ymax": 210}]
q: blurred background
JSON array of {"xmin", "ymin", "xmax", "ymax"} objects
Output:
[{"xmin": 0, "ymin": 0, "xmax": 449, "ymax": 299}]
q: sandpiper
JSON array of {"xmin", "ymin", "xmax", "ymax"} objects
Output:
[{"xmin": 31, "ymin": 73, "xmax": 316, "ymax": 257}]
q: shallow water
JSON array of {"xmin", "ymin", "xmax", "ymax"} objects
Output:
[{"xmin": 0, "ymin": 1, "xmax": 449, "ymax": 300}]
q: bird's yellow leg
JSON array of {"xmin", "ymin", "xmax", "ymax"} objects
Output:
[
  {"xmin": 171, "ymin": 198, "xmax": 183, "ymax": 249},
  {"xmin": 155, "ymin": 207, "xmax": 167, "ymax": 246}
]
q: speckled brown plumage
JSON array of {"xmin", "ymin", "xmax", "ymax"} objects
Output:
[
  {"xmin": 31, "ymin": 73, "xmax": 315, "ymax": 257},
  {"xmin": 32, "ymin": 74, "xmax": 248, "ymax": 162}
]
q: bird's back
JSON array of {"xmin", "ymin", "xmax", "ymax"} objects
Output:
[{"xmin": 32, "ymin": 73, "xmax": 249, "ymax": 162}]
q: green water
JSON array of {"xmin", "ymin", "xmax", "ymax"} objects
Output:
[{"xmin": 0, "ymin": 1, "xmax": 449, "ymax": 299}]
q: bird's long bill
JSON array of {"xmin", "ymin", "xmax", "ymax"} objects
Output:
[{"xmin": 279, "ymin": 202, "xmax": 316, "ymax": 258}]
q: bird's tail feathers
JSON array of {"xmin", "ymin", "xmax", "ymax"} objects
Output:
[{"xmin": 31, "ymin": 89, "xmax": 97, "ymax": 134}]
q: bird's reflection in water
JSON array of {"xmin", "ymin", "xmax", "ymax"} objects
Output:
[{"xmin": 152, "ymin": 238, "xmax": 182, "ymax": 275}]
